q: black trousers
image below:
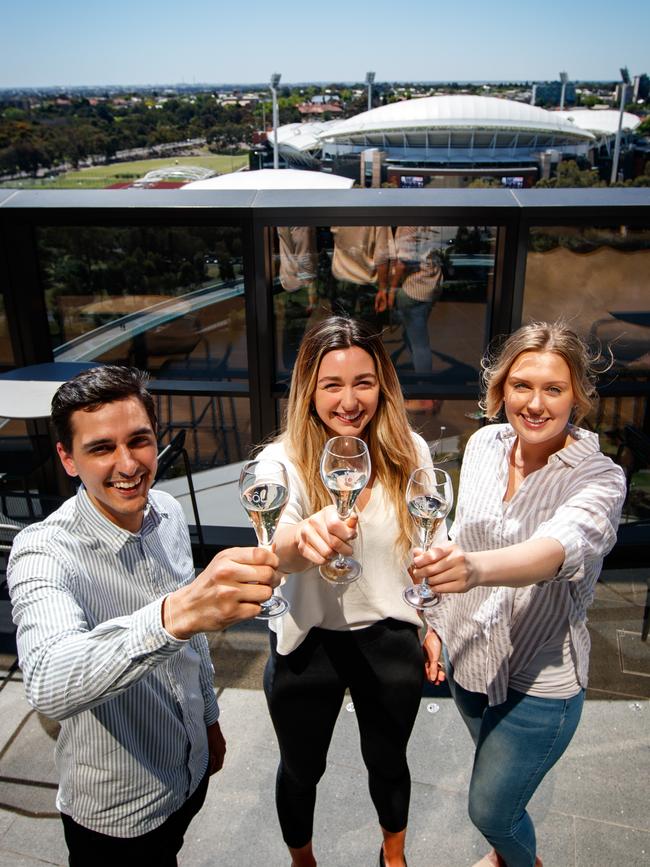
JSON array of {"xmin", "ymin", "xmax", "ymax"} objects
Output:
[
  {"xmin": 61, "ymin": 770, "xmax": 209, "ymax": 867},
  {"xmin": 263, "ymin": 618, "xmax": 424, "ymax": 849}
]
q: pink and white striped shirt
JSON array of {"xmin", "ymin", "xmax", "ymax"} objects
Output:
[{"xmin": 426, "ymin": 423, "xmax": 626, "ymax": 706}]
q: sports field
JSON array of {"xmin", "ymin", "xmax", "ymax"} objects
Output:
[{"xmin": 2, "ymin": 152, "xmax": 249, "ymax": 189}]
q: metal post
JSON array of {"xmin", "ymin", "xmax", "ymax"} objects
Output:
[
  {"xmin": 611, "ymin": 67, "xmax": 630, "ymax": 185},
  {"xmin": 559, "ymin": 72, "xmax": 568, "ymax": 110},
  {"xmin": 270, "ymin": 72, "xmax": 281, "ymax": 170},
  {"xmin": 366, "ymin": 71, "xmax": 375, "ymax": 112}
]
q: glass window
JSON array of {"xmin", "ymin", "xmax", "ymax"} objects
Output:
[
  {"xmin": 272, "ymin": 224, "xmax": 496, "ymax": 474},
  {"xmin": 35, "ymin": 225, "xmax": 251, "ymax": 470},
  {"xmin": 523, "ymin": 225, "xmax": 650, "ymax": 520}
]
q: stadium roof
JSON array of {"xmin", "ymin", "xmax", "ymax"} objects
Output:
[
  {"xmin": 556, "ymin": 109, "xmax": 642, "ymax": 136},
  {"xmin": 321, "ymin": 96, "xmax": 595, "ymax": 144},
  {"xmin": 182, "ymin": 168, "xmax": 354, "ymax": 190}
]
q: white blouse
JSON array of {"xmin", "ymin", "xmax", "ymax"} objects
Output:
[{"xmin": 259, "ymin": 433, "xmax": 443, "ymax": 656}]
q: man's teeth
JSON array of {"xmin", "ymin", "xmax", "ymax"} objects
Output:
[{"xmin": 112, "ymin": 478, "xmax": 142, "ymax": 489}]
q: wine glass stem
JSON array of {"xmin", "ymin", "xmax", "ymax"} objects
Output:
[{"xmin": 334, "ymin": 508, "xmax": 352, "ymax": 566}]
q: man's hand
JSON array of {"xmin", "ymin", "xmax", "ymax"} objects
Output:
[
  {"xmin": 423, "ymin": 628, "xmax": 445, "ymax": 685},
  {"xmin": 163, "ymin": 547, "xmax": 280, "ymax": 638},
  {"xmin": 206, "ymin": 720, "xmax": 226, "ymax": 775}
]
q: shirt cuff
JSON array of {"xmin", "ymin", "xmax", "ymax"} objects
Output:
[
  {"xmin": 125, "ymin": 597, "xmax": 188, "ymax": 660},
  {"xmin": 531, "ymin": 524, "xmax": 584, "ymax": 581},
  {"xmin": 204, "ymin": 696, "xmax": 220, "ymax": 726}
]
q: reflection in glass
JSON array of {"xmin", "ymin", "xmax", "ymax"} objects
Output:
[
  {"xmin": 523, "ymin": 224, "xmax": 650, "ymax": 520},
  {"xmin": 272, "ymin": 225, "xmax": 495, "ymax": 406},
  {"xmin": 35, "ymin": 225, "xmax": 250, "ymax": 470}
]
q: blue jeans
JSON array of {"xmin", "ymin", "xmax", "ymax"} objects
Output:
[
  {"xmin": 395, "ymin": 291, "xmax": 433, "ymax": 375},
  {"xmin": 447, "ymin": 657, "xmax": 584, "ymax": 867}
]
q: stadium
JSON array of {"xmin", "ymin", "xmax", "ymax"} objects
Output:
[{"xmin": 269, "ymin": 95, "xmax": 641, "ymax": 186}]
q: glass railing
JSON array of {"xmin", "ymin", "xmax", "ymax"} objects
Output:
[{"xmin": 0, "ymin": 187, "xmax": 648, "ymax": 536}]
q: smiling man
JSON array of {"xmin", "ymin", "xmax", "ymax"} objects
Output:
[{"xmin": 8, "ymin": 365, "xmax": 279, "ymax": 867}]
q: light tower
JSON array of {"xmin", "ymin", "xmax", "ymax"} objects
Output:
[
  {"xmin": 610, "ymin": 67, "xmax": 630, "ymax": 184},
  {"xmin": 559, "ymin": 72, "xmax": 569, "ymax": 110},
  {"xmin": 270, "ymin": 72, "xmax": 281, "ymax": 170},
  {"xmin": 366, "ymin": 71, "xmax": 375, "ymax": 112}
]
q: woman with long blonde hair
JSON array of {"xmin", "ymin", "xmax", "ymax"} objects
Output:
[{"xmin": 258, "ymin": 316, "xmax": 443, "ymax": 867}]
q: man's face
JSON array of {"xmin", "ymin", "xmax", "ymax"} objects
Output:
[{"xmin": 57, "ymin": 396, "xmax": 158, "ymax": 533}]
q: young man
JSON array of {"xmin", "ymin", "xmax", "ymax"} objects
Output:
[{"xmin": 7, "ymin": 365, "xmax": 279, "ymax": 866}]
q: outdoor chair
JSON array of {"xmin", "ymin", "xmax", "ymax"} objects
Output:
[{"xmin": 155, "ymin": 429, "xmax": 207, "ymax": 567}]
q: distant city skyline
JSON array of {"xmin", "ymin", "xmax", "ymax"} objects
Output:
[{"xmin": 4, "ymin": 0, "xmax": 649, "ymax": 89}]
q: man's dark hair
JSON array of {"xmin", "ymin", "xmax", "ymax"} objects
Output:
[{"xmin": 51, "ymin": 366, "xmax": 157, "ymax": 453}]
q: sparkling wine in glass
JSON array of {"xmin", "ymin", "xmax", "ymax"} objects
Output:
[
  {"xmin": 239, "ymin": 458, "xmax": 290, "ymax": 619},
  {"xmin": 319, "ymin": 436, "xmax": 371, "ymax": 585},
  {"xmin": 403, "ymin": 466, "xmax": 453, "ymax": 609}
]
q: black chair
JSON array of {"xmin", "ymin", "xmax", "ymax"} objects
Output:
[{"xmin": 155, "ymin": 429, "xmax": 207, "ymax": 567}]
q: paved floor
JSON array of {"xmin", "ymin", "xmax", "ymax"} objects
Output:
[{"xmin": 0, "ymin": 568, "xmax": 648, "ymax": 867}]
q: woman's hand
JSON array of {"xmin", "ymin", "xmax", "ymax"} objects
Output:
[
  {"xmin": 294, "ymin": 505, "xmax": 358, "ymax": 566},
  {"xmin": 423, "ymin": 628, "xmax": 445, "ymax": 685},
  {"xmin": 411, "ymin": 542, "xmax": 480, "ymax": 594}
]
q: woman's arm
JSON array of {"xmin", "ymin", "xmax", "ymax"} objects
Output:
[{"xmin": 412, "ymin": 536, "xmax": 565, "ymax": 593}]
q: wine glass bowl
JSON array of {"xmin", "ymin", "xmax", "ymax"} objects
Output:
[
  {"xmin": 403, "ymin": 466, "xmax": 453, "ymax": 609},
  {"xmin": 239, "ymin": 458, "xmax": 290, "ymax": 619},
  {"xmin": 318, "ymin": 436, "xmax": 371, "ymax": 584}
]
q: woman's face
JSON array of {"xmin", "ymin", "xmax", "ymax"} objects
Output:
[
  {"xmin": 503, "ymin": 350, "xmax": 575, "ymax": 454},
  {"xmin": 312, "ymin": 347, "xmax": 380, "ymax": 439}
]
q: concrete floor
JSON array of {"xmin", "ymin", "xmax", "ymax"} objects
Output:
[{"xmin": 0, "ymin": 568, "xmax": 648, "ymax": 867}]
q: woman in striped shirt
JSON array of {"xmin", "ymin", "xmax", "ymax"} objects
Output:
[{"xmin": 415, "ymin": 322, "xmax": 626, "ymax": 867}]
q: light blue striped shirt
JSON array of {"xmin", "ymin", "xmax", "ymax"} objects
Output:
[{"xmin": 8, "ymin": 487, "xmax": 218, "ymax": 837}]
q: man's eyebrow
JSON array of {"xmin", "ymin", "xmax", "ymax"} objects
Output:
[{"xmin": 81, "ymin": 427, "xmax": 154, "ymax": 450}]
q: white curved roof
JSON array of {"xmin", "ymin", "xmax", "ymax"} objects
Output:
[
  {"xmin": 182, "ymin": 168, "xmax": 354, "ymax": 190},
  {"xmin": 323, "ymin": 95, "xmax": 594, "ymax": 142},
  {"xmin": 556, "ymin": 109, "xmax": 642, "ymax": 135},
  {"xmin": 275, "ymin": 121, "xmax": 341, "ymax": 152}
]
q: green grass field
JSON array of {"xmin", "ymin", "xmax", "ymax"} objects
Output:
[{"xmin": 2, "ymin": 152, "xmax": 249, "ymax": 189}]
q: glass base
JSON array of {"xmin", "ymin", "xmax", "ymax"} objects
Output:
[
  {"xmin": 319, "ymin": 556, "xmax": 362, "ymax": 585},
  {"xmin": 402, "ymin": 586, "xmax": 441, "ymax": 610},
  {"xmin": 255, "ymin": 595, "xmax": 289, "ymax": 620}
]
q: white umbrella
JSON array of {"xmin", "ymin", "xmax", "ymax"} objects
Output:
[{"xmin": 182, "ymin": 168, "xmax": 354, "ymax": 190}]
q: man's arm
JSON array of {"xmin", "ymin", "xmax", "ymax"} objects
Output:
[{"xmin": 9, "ymin": 545, "xmax": 278, "ymax": 721}]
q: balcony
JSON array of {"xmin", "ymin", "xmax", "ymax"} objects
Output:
[{"xmin": 0, "ymin": 186, "xmax": 648, "ymax": 866}]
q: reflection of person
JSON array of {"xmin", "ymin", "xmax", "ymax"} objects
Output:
[
  {"xmin": 330, "ymin": 225, "xmax": 392, "ymax": 329},
  {"xmin": 277, "ymin": 226, "xmax": 318, "ymax": 369},
  {"xmin": 8, "ymin": 366, "xmax": 279, "ymax": 867},
  {"xmin": 390, "ymin": 226, "xmax": 443, "ymax": 376},
  {"xmin": 258, "ymin": 317, "xmax": 444, "ymax": 867},
  {"xmin": 416, "ymin": 323, "xmax": 626, "ymax": 867}
]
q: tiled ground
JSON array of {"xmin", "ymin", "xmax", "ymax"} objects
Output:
[{"xmin": 0, "ymin": 568, "xmax": 648, "ymax": 866}]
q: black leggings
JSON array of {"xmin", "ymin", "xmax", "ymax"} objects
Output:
[{"xmin": 263, "ymin": 618, "xmax": 424, "ymax": 849}]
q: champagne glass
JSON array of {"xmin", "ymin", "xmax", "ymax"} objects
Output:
[
  {"xmin": 403, "ymin": 466, "xmax": 453, "ymax": 609},
  {"xmin": 239, "ymin": 458, "xmax": 290, "ymax": 619},
  {"xmin": 319, "ymin": 436, "xmax": 371, "ymax": 584}
]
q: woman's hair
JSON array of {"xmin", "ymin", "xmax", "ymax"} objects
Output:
[
  {"xmin": 282, "ymin": 316, "xmax": 420, "ymax": 554},
  {"xmin": 480, "ymin": 320, "xmax": 602, "ymax": 424}
]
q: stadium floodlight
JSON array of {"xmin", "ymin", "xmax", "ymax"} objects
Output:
[
  {"xmin": 611, "ymin": 67, "xmax": 630, "ymax": 184},
  {"xmin": 559, "ymin": 71, "xmax": 569, "ymax": 110},
  {"xmin": 270, "ymin": 73, "xmax": 282, "ymax": 170},
  {"xmin": 366, "ymin": 71, "xmax": 375, "ymax": 112}
]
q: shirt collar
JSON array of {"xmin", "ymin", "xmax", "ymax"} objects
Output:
[
  {"xmin": 495, "ymin": 423, "xmax": 601, "ymax": 469},
  {"xmin": 75, "ymin": 486, "xmax": 165, "ymax": 553}
]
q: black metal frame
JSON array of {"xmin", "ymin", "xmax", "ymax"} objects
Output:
[{"xmin": 1, "ymin": 187, "xmax": 649, "ymax": 548}]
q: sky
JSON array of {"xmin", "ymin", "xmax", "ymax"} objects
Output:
[{"xmin": 3, "ymin": 0, "xmax": 649, "ymax": 89}]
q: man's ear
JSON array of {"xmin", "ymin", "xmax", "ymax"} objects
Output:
[{"xmin": 56, "ymin": 442, "xmax": 78, "ymax": 478}]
